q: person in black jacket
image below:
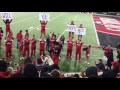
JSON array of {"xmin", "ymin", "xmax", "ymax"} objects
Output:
[
  {"xmin": 106, "ymin": 49, "xmax": 114, "ymax": 69},
  {"xmin": 60, "ymin": 35, "xmax": 65, "ymax": 51},
  {"xmin": 116, "ymin": 44, "xmax": 120, "ymax": 64},
  {"xmin": 46, "ymin": 35, "xmax": 50, "ymax": 52}
]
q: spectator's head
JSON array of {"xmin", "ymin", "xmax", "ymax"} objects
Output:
[
  {"xmin": 37, "ymin": 58, "xmax": 43, "ymax": 64},
  {"xmin": 24, "ymin": 64, "xmax": 39, "ymax": 78},
  {"xmin": 24, "ymin": 57, "xmax": 32, "ymax": 66},
  {"xmin": 26, "ymin": 30, "xmax": 28, "ymax": 33},
  {"xmin": 51, "ymin": 69, "xmax": 60, "ymax": 78},
  {"xmin": 74, "ymin": 74, "xmax": 80, "ymax": 78},
  {"xmin": 102, "ymin": 70, "xmax": 116, "ymax": 78},
  {"xmin": 10, "ymin": 73, "xmax": 24, "ymax": 78},
  {"xmin": 112, "ymin": 61, "xmax": 120, "ymax": 68},
  {"xmin": 40, "ymin": 72, "xmax": 51, "ymax": 78},
  {"xmin": 0, "ymin": 60, "xmax": 8, "ymax": 72},
  {"xmin": 86, "ymin": 66, "xmax": 98, "ymax": 78},
  {"xmin": 96, "ymin": 61, "xmax": 105, "ymax": 72}
]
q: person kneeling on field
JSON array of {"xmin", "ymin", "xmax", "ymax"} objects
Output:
[{"xmin": 82, "ymin": 45, "xmax": 91, "ymax": 64}]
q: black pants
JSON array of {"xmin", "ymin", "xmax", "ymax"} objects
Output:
[
  {"xmin": 48, "ymin": 64, "xmax": 59, "ymax": 73},
  {"xmin": 107, "ymin": 61, "xmax": 112, "ymax": 69},
  {"xmin": 46, "ymin": 44, "xmax": 50, "ymax": 51},
  {"xmin": 17, "ymin": 40, "xmax": 20, "ymax": 49}
]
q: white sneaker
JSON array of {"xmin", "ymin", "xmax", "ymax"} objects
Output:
[
  {"xmin": 22, "ymin": 57, "xmax": 24, "ymax": 59},
  {"xmin": 84, "ymin": 61, "xmax": 87, "ymax": 63},
  {"xmin": 9, "ymin": 61, "xmax": 12, "ymax": 64},
  {"xmin": 59, "ymin": 57, "xmax": 61, "ymax": 60},
  {"xmin": 87, "ymin": 63, "xmax": 90, "ymax": 65},
  {"xmin": 11, "ymin": 56, "xmax": 13, "ymax": 59}
]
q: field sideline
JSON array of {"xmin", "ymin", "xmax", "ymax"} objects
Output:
[{"xmin": 0, "ymin": 12, "xmax": 116, "ymax": 72}]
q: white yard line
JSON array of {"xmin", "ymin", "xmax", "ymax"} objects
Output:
[
  {"xmin": 57, "ymin": 30, "xmax": 66, "ymax": 41},
  {"xmin": 36, "ymin": 27, "xmax": 50, "ymax": 30},
  {"xmin": 91, "ymin": 14, "xmax": 100, "ymax": 46}
]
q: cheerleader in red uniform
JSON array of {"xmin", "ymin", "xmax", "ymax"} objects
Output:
[
  {"xmin": 3, "ymin": 19, "xmax": 12, "ymax": 37},
  {"xmin": 40, "ymin": 20, "xmax": 48, "ymax": 38}
]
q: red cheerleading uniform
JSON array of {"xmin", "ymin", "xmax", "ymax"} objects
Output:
[{"xmin": 75, "ymin": 42, "xmax": 83, "ymax": 60}]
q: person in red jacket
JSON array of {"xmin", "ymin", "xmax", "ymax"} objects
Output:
[
  {"xmin": 5, "ymin": 37, "xmax": 13, "ymax": 60},
  {"xmin": 24, "ymin": 30, "xmax": 29, "ymax": 39},
  {"xmin": 31, "ymin": 35, "xmax": 37, "ymax": 57},
  {"xmin": 18, "ymin": 39, "xmax": 24, "ymax": 60},
  {"xmin": 78, "ymin": 24, "xmax": 83, "ymax": 40},
  {"xmin": 16, "ymin": 30, "xmax": 23, "ymax": 49},
  {"xmin": 69, "ymin": 21, "xmax": 75, "ymax": 39},
  {"xmin": 38, "ymin": 37, "xmax": 46, "ymax": 55},
  {"xmin": 66, "ymin": 36, "xmax": 74, "ymax": 59},
  {"xmin": 40, "ymin": 20, "xmax": 48, "ymax": 38},
  {"xmin": 75, "ymin": 39, "xmax": 84, "ymax": 61},
  {"xmin": 103, "ymin": 45, "xmax": 112, "ymax": 57},
  {"xmin": 23, "ymin": 37, "xmax": 30, "ymax": 58},
  {"xmin": 102, "ymin": 45, "xmax": 112, "ymax": 61},
  {"xmin": 3, "ymin": 19, "xmax": 12, "ymax": 37}
]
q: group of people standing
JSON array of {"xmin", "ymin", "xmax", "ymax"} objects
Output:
[{"xmin": 1, "ymin": 18, "xmax": 119, "ymax": 67}]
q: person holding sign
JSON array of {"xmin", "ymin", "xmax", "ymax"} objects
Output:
[
  {"xmin": 75, "ymin": 39, "xmax": 84, "ymax": 61},
  {"xmin": 66, "ymin": 36, "xmax": 74, "ymax": 59},
  {"xmin": 31, "ymin": 35, "xmax": 37, "ymax": 57},
  {"xmin": 40, "ymin": 20, "xmax": 48, "ymax": 38},
  {"xmin": 3, "ymin": 19, "xmax": 12, "ymax": 37},
  {"xmin": 78, "ymin": 24, "xmax": 83, "ymax": 40},
  {"xmin": 69, "ymin": 21, "xmax": 75, "ymax": 39}
]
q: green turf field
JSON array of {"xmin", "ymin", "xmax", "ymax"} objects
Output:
[{"xmin": 0, "ymin": 12, "xmax": 117, "ymax": 72}]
